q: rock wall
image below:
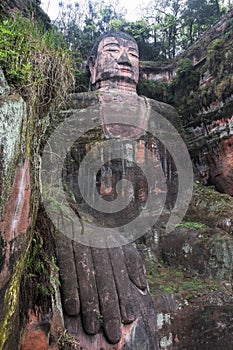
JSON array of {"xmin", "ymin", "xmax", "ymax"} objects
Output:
[
  {"xmin": 142, "ymin": 184, "xmax": 233, "ymax": 350},
  {"xmin": 0, "ymin": 67, "xmax": 46, "ymax": 349},
  {"xmin": 139, "ymin": 9, "xmax": 233, "ymax": 196},
  {"xmin": 0, "ymin": 68, "xmax": 30, "ymax": 348},
  {"xmin": 139, "ymin": 11, "xmax": 233, "ymax": 339}
]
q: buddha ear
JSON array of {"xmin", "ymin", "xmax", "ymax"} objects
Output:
[{"xmin": 88, "ymin": 56, "xmax": 96, "ymax": 84}]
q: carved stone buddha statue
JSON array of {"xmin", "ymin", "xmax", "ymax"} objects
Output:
[{"xmin": 52, "ymin": 31, "xmax": 181, "ymax": 350}]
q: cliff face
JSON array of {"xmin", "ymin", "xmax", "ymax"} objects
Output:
[
  {"xmin": 0, "ymin": 0, "xmax": 51, "ymax": 27},
  {"xmin": 182, "ymin": 11, "xmax": 233, "ymax": 194},
  {"xmin": 0, "ymin": 68, "xmax": 41, "ymax": 348},
  {"xmin": 139, "ymin": 9, "xmax": 233, "ymax": 196},
  {"xmin": 137, "ymin": 11, "xmax": 233, "ymax": 349},
  {"xmin": 0, "ymin": 2, "xmax": 74, "ymax": 347}
]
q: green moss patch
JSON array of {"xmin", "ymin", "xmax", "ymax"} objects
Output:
[{"xmin": 146, "ymin": 263, "xmax": 219, "ymax": 299}]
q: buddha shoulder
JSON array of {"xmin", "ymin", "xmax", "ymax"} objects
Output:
[{"xmin": 144, "ymin": 96, "xmax": 180, "ymax": 128}]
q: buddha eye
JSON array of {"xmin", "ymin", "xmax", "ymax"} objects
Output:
[
  {"xmin": 129, "ymin": 52, "xmax": 139, "ymax": 58},
  {"xmin": 104, "ymin": 46, "xmax": 120, "ymax": 53}
]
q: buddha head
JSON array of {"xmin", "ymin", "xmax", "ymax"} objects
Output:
[{"xmin": 88, "ymin": 31, "xmax": 139, "ymax": 90}]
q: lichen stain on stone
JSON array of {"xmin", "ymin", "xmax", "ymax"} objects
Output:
[
  {"xmin": 157, "ymin": 313, "xmax": 171, "ymax": 330},
  {"xmin": 0, "ymin": 94, "xmax": 25, "ymax": 171},
  {"xmin": 0, "ymin": 253, "xmax": 26, "ymax": 350},
  {"xmin": 0, "ymin": 68, "xmax": 26, "ymax": 218},
  {"xmin": 182, "ymin": 242, "xmax": 192, "ymax": 255},
  {"xmin": 159, "ymin": 332, "xmax": 173, "ymax": 349}
]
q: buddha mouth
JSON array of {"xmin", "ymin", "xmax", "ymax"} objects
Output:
[{"xmin": 118, "ymin": 67, "xmax": 132, "ymax": 73}]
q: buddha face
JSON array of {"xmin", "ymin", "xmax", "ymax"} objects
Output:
[{"xmin": 89, "ymin": 36, "xmax": 139, "ymax": 87}]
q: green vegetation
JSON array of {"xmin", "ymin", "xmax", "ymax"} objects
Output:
[
  {"xmin": 0, "ymin": 15, "xmax": 75, "ymax": 115},
  {"xmin": 58, "ymin": 330, "xmax": 80, "ymax": 350},
  {"xmin": 176, "ymin": 221, "xmax": 208, "ymax": 230},
  {"xmin": 44, "ymin": 0, "xmax": 233, "ymax": 97},
  {"xmin": 146, "ymin": 263, "xmax": 219, "ymax": 298},
  {"xmin": 54, "ymin": 0, "xmax": 229, "ymax": 62},
  {"xmin": 182, "ymin": 184, "xmax": 233, "ymax": 234},
  {"xmin": 98, "ymin": 314, "xmax": 104, "ymax": 325},
  {"xmin": 21, "ymin": 231, "xmax": 59, "ymax": 310},
  {"xmin": 188, "ymin": 184, "xmax": 233, "ymax": 214},
  {"xmin": 137, "ymin": 79, "xmax": 168, "ymax": 101},
  {"xmin": 136, "ymin": 11, "xmax": 233, "ymax": 126}
]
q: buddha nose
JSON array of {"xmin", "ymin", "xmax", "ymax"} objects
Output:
[{"xmin": 117, "ymin": 51, "xmax": 131, "ymax": 66}]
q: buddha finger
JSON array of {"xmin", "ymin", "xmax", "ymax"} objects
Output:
[
  {"xmin": 123, "ymin": 243, "xmax": 148, "ymax": 291},
  {"xmin": 55, "ymin": 232, "xmax": 80, "ymax": 316},
  {"xmin": 73, "ymin": 242, "xmax": 100, "ymax": 335},
  {"xmin": 91, "ymin": 247, "xmax": 122, "ymax": 344},
  {"xmin": 108, "ymin": 246, "xmax": 136, "ymax": 324}
]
